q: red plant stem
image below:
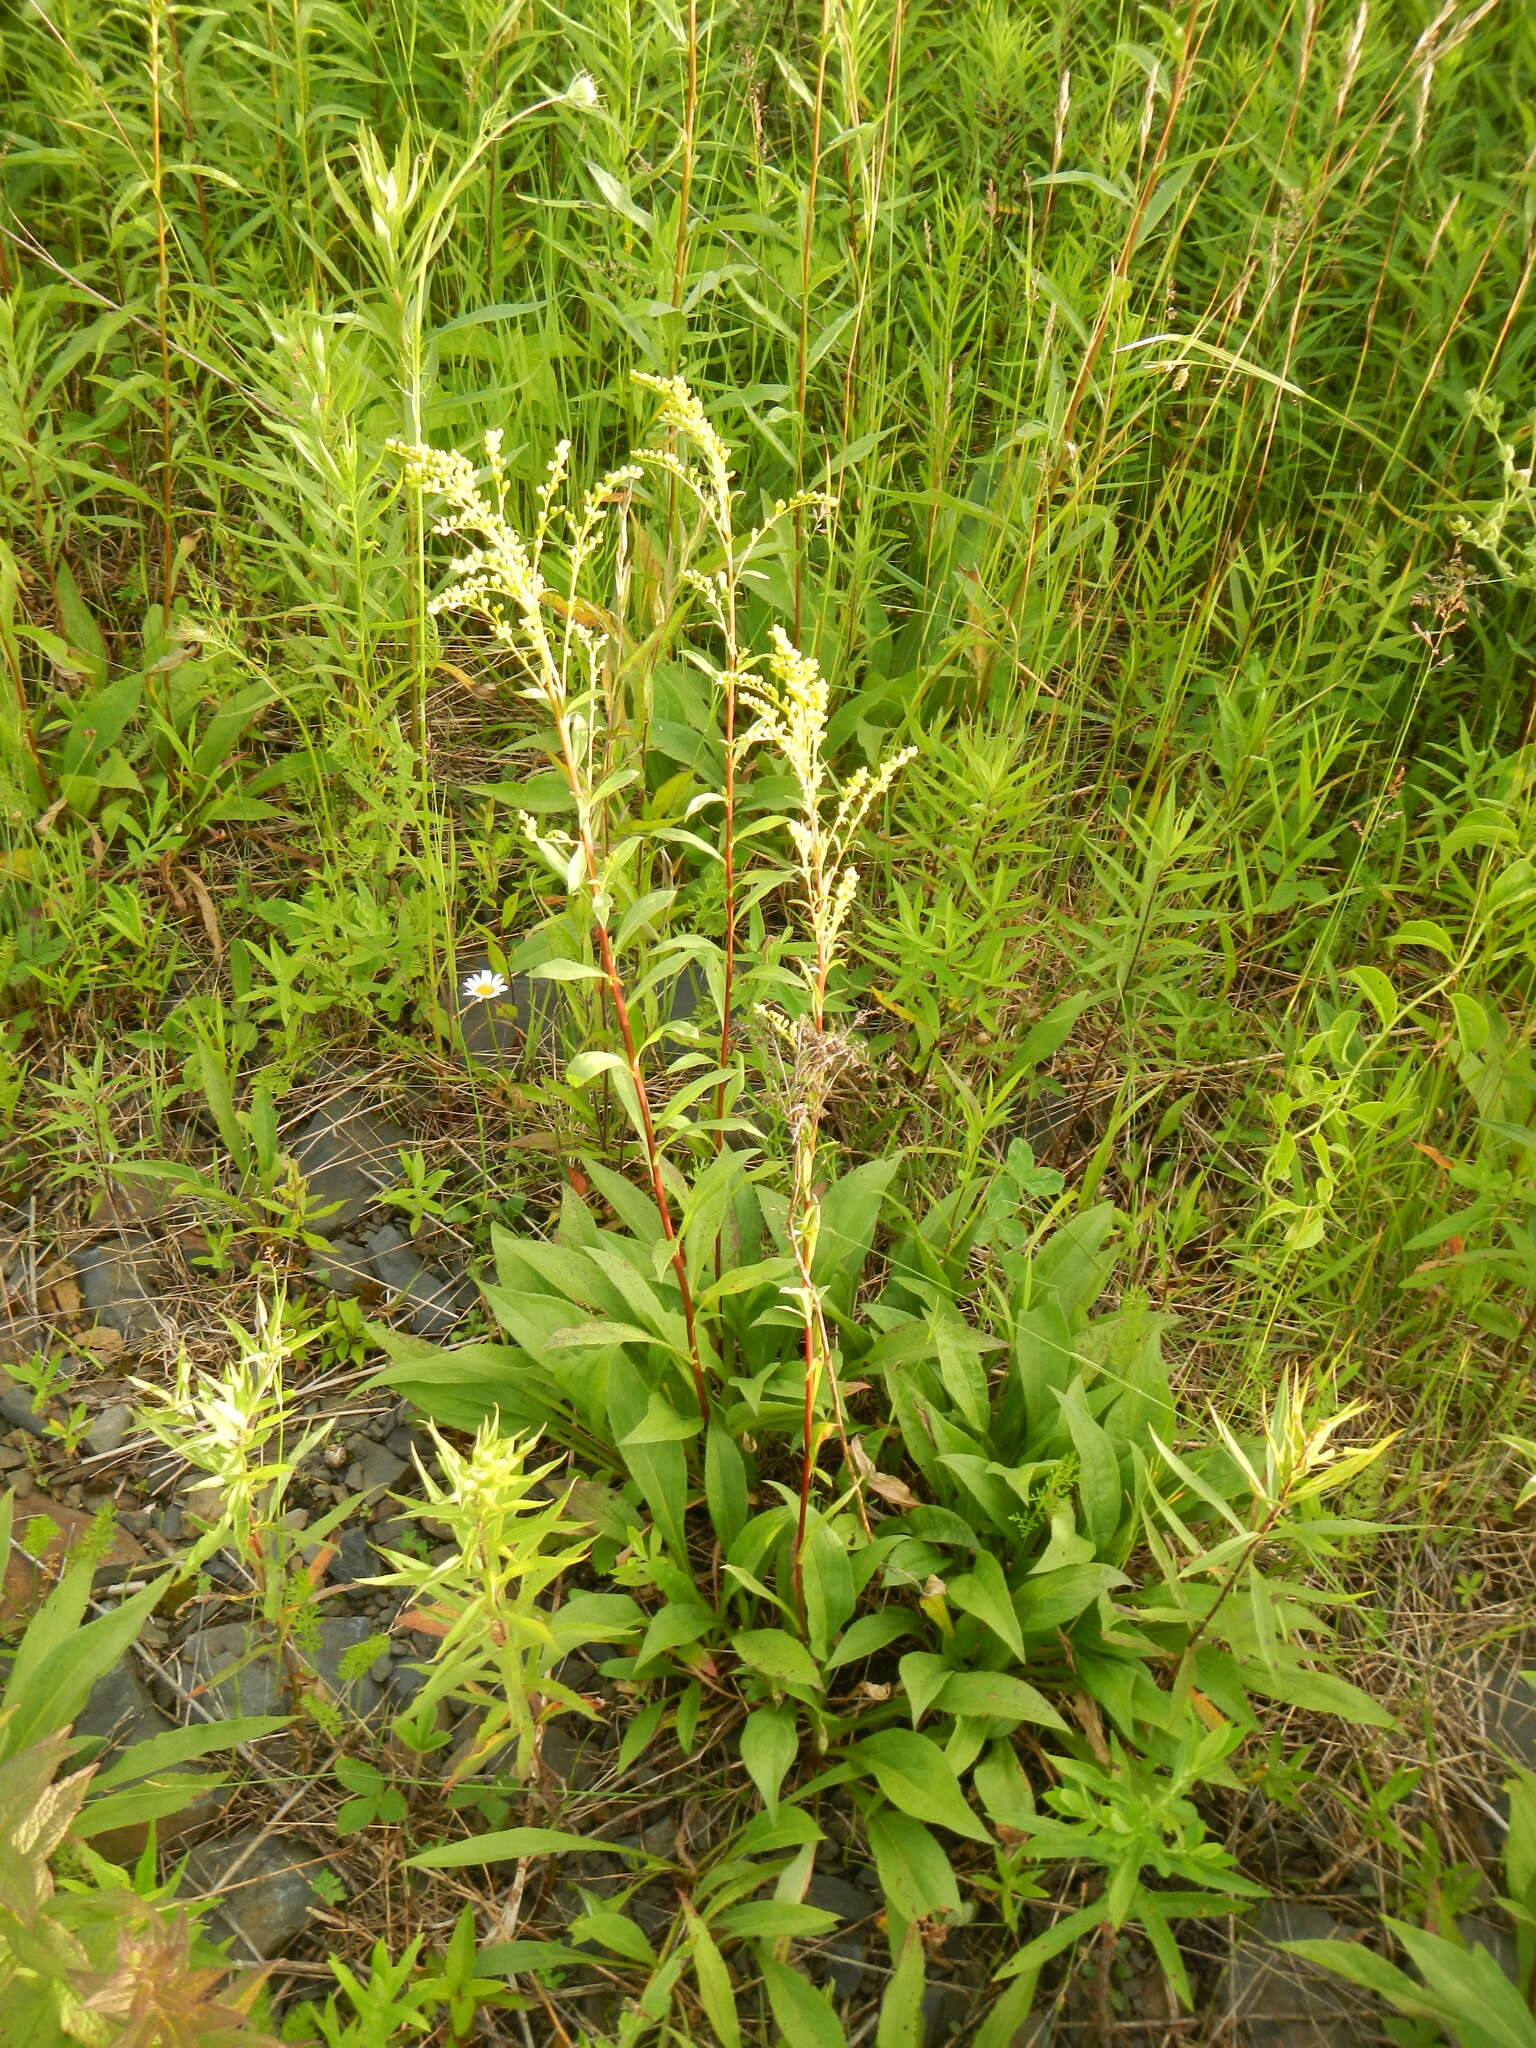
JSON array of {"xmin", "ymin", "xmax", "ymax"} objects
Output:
[
  {"xmin": 592, "ymin": 915, "xmax": 709, "ymax": 1425},
  {"xmin": 553, "ymin": 708, "xmax": 711, "ymax": 1428},
  {"xmin": 793, "ymin": 1307, "xmax": 817, "ymax": 1619},
  {"xmin": 164, "ymin": 6, "xmax": 214, "ymax": 279},
  {"xmin": 715, "ymin": 667, "xmax": 737, "ymax": 1133}
]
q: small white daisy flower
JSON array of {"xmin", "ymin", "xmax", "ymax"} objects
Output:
[{"xmin": 461, "ymin": 969, "xmax": 509, "ymax": 1005}]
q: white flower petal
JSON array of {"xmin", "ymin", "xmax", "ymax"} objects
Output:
[{"xmin": 461, "ymin": 970, "xmax": 509, "ymax": 1005}]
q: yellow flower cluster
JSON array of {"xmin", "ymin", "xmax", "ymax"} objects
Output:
[
  {"xmin": 388, "ymin": 435, "xmax": 545, "ymax": 639},
  {"xmin": 740, "ymin": 625, "xmax": 830, "ymax": 814},
  {"xmin": 741, "ymin": 626, "xmax": 914, "ymax": 991},
  {"xmin": 633, "ymin": 371, "xmax": 734, "ymax": 504}
]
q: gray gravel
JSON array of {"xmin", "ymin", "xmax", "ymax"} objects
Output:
[
  {"xmin": 1219, "ymin": 1901, "xmax": 1379, "ymax": 2047},
  {"xmin": 175, "ymin": 1616, "xmax": 387, "ymax": 1721},
  {"xmin": 82, "ymin": 1401, "xmax": 133, "ymax": 1457},
  {"xmin": 291, "ymin": 1089, "xmax": 412, "ymax": 1238},
  {"xmin": 74, "ymin": 1235, "xmax": 163, "ymax": 1345},
  {"xmin": 182, "ymin": 1829, "xmax": 318, "ymax": 1959}
]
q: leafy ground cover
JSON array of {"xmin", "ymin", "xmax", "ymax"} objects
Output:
[{"xmin": 1, "ymin": 0, "xmax": 1535, "ymax": 2041}]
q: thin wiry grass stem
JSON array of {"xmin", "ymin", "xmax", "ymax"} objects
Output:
[
  {"xmin": 672, "ymin": 0, "xmax": 698, "ymax": 315},
  {"xmin": 147, "ymin": 0, "xmax": 177, "ymax": 629},
  {"xmin": 793, "ymin": 0, "xmax": 832, "ymax": 639}
]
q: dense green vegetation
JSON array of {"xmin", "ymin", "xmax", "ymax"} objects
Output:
[{"xmin": 1, "ymin": 0, "xmax": 1534, "ymax": 2040}]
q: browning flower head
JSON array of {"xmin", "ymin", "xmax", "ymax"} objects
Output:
[{"xmin": 756, "ymin": 1002, "xmax": 869, "ymax": 1130}]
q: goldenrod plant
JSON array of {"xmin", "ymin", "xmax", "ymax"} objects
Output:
[
  {"xmin": 366, "ymin": 1420, "xmax": 639, "ymax": 1786},
  {"xmin": 740, "ymin": 623, "xmax": 914, "ymax": 1598},
  {"xmin": 131, "ymin": 1298, "xmax": 363, "ymax": 1720}
]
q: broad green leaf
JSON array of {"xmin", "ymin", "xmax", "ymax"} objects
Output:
[
  {"xmin": 876, "ymin": 1924, "xmax": 926, "ymax": 2048},
  {"xmin": 73, "ymin": 1773, "xmax": 228, "ymax": 1840},
  {"xmin": 58, "ymin": 674, "xmax": 144, "ymax": 780},
  {"xmin": 1241, "ymin": 1658, "xmax": 1395, "ymax": 1730},
  {"xmin": 828, "ymin": 1611, "xmax": 913, "ymax": 1668},
  {"xmin": 996, "ymin": 1900, "xmax": 1108, "ymax": 1980},
  {"xmin": 365, "ymin": 1340, "xmax": 543, "ymax": 1434},
  {"xmin": 698, "ymin": 1257, "xmax": 794, "ymax": 1309},
  {"xmin": 865, "ymin": 1810, "xmax": 961, "ymax": 1927},
  {"xmin": 733, "ymin": 1807, "xmax": 826, "ymax": 1858},
  {"xmin": 1029, "ymin": 1201, "xmax": 1119, "ymax": 1317},
  {"xmin": 551, "ymin": 1318, "xmax": 665, "ymax": 1353},
  {"xmin": 936, "ymin": 1451, "xmax": 1017, "ymax": 1534},
  {"xmin": 1348, "ymin": 965, "xmax": 1400, "ymax": 1032},
  {"xmin": 936, "ymin": 1670, "xmax": 1068, "ymax": 1733},
  {"xmin": 946, "ymin": 1550, "xmax": 1024, "ymax": 1662},
  {"xmin": 52, "ymin": 558, "xmax": 108, "ymax": 683},
  {"xmin": 570, "ymin": 1908, "xmax": 659, "ymax": 1964},
  {"xmin": 1028, "ymin": 1505, "xmax": 1097, "ymax": 1575},
  {"xmin": 683, "ymin": 1902, "xmax": 742, "ymax": 2048},
  {"xmin": 1059, "ymin": 1379, "xmax": 1122, "ymax": 1551},
  {"xmin": 705, "ymin": 1423, "xmax": 750, "ymax": 1551},
  {"xmin": 609, "ymin": 1355, "xmax": 688, "ymax": 1559},
  {"xmin": 1277, "ymin": 1937, "xmax": 1444, "ymax": 2016},
  {"xmin": 1392, "ymin": 1920, "xmax": 1536, "ymax": 2047},
  {"xmin": 528, "ymin": 957, "xmax": 606, "ymax": 981},
  {"xmin": 931, "ymin": 1313, "xmax": 990, "ymax": 1434},
  {"xmin": 1506, "ymin": 1770, "xmax": 1536, "ymax": 1992},
  {"xmin": 733, "ymin": 1629, "xmax": 824, "ymax": 1692},
  {"xmin": 614, "ymin": 887, "xmax": 678, "ymax": 953},
  {"xmin": 1016, "ymin": 992, "xmax": 1098, "ymax": 1067},
  {"xmin": 618, "ymin": 1697, "xmax": 669, "ymax": 1773},
  {"xmin": 801, "ymin": 1514, "xmax": 855, "ymax": 1663},
  {"xmin": 621, "ymin": 1392, "xmax": 703, "ymax": 1443},
  {"xmin": 409, "ymin": 1828, "xmax": 646, "ymax": 1868},
  {"xmin": 812, "ymin": 1159, "xmax": 898, "ymax": 1311},
  {"xmin": 581, "ymin": 1158, "xmax": 666, "ymax": 1242},
  {"xmin": 974, "ymin": 1972, "xmax": 1046, "ymax": 2048},
  {"xmin": 973, "ymin": 1741, "xmax": 1036, "ymax": 1830},
  {"xmin": 741, "ymin": 1704, "xmax": 798, "ymax": 1815},
  {"xmin": 850, "ymin": 1730, "xmax": 989, "ymax": 1842},
  {"xmin": 898, "ymin": 1651, "xmax": 954, "ymax": 1727},
  {"xmin": 90, "ymin": 1715, "xmax": 289, "ymax": 1788},
  {"xmin": 1387, "ymin": 918, "xmax": 1456, "ymax": 961},
  {"xmin": 636, "ymin": 1600, "xmax": 716, "ymax": 1670},
  {"xmin": 586, "ymin": 159, "xmax": 652, "ymax": 228},
  {"xmin": 476, "ymin": 1938, "xmax": 584, "ymax": 1979},
  {"xmin": 5, "ymin": 1574, "xmax": 171, "ymax": 1761},
  {"xmin": 1013, "ymin": 1563, "xmax": 1126, "ymax": 1634},
  {"xmin": 760, "ymin": 1956, "xmax": 849, "ymax": 2048},
  {"xmin": 716, "ymin": 1900, "xmax": 841, "ymax": 1940}
]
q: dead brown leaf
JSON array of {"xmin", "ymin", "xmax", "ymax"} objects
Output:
[
  {"xmin": 35, "ymin": 1259, "xmax": 82, "ymax": 1318},
  {"xmin": 848, "ymin": 1433, "xmax": 920, "ymax": 1510},
  {"xmin": 178, "ymin": 865, "xmax": 225, "ymax": 964},
  {"xmin": 76, "ymin": 1324, "xmax": 127, "ymax": 1366}
]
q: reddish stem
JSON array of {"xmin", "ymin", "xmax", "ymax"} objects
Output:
[{"xmin": 554, "ymin": 708, "xmax": 711, "ymax": 1428}]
